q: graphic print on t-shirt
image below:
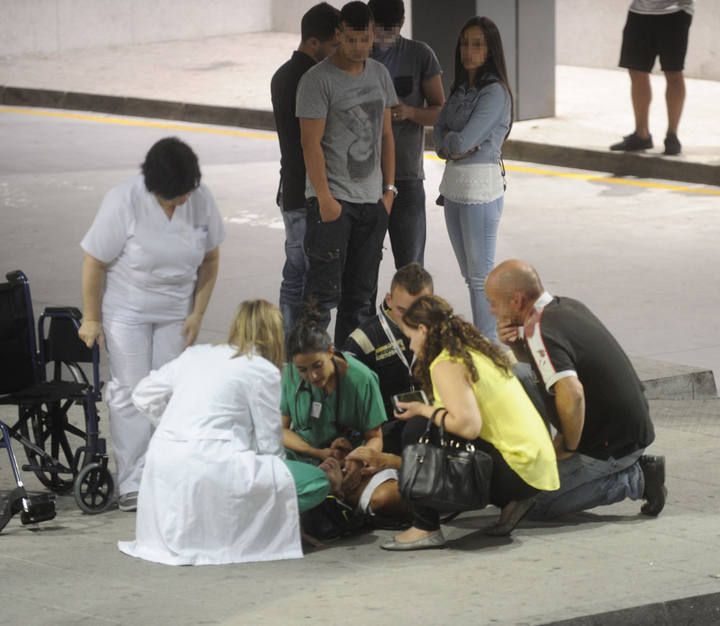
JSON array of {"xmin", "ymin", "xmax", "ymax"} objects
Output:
[{"xmin": 333, "ymin": 89, "xmax": 384, "ymax": 181}]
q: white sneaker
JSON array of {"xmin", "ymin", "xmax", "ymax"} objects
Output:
[{"xmin": 118, "ymin": 492, "xmax": 138, "ymax": 512}]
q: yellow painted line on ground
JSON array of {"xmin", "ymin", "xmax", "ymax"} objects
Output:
[
  {"xmin": 426, "ymin": 153, "xmax": 720, "ymax": 196},
  {"xmin": 0, "ymin": 105, "xmax": 274, "ymax": 140},
  {"xmin": 3, "ymin": 105, "xmax": 719, "ymax": 196}
]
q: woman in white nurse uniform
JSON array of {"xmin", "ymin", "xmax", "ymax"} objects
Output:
[
  {"xmin": 118, "ymin": 300, "xmax": 329, "ymax": 565},
  {"xmin": 78, "ymin": 137, "xmax": 225, "ymax": 512}
]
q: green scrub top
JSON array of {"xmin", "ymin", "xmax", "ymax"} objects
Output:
[{"xmin": 280, "ymin": 352, "xmax": 387, "ymax": 452}]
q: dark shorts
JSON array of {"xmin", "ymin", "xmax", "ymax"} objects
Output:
[{"xmin": 619, "ymin": 10, "xmax": 692, "ymax": 73}]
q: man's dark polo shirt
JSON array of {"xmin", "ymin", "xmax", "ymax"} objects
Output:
[
  {"xmin": 271, "ymin": 51, "xmax": 315, "ymax": 211},
  {"xmin": 524, "ymin": 294, "xmax": 655, "ymax": 460},
  {"xmin": 344, "ymin": 306, "xmax": 416, "ymax": 419}
]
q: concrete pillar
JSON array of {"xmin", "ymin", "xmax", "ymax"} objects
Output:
[{"xmin": 411, "ymin": 0, "xmax": 555, "ymax": 120}]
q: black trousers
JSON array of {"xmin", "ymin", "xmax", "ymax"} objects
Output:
[
  {"xmin": 303, "ymin": 198, "xmax": 388, "ymax": 346},
  {"xmin": 387, "ymin": 179, "xmax": 426, "ymax": 268},
  {"xmin": 401, "ymin": 416, "xmax": 539, "ymax": 531},
  {"xmin": 381, "ymin": 419, "xmax": 406, "ymax": 456}
]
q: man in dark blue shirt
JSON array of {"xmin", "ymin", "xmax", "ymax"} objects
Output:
[
  {"xmin": 344, "ymin": 262, "xmax": 433, "ymax": 454},
  {"xmin": 271, "ymin": 3, "xmax": 340, "ymax": 339}
]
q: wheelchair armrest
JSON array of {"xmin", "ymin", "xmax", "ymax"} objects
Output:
[
  {"xmin": 38, "ymin": 310, "xmax": 101, "ymax": 391},
  {"xmin": 43, "ymin": 307, "xmax": 82, "ymax": 321},
  {"xmin": 5, "ymin": 270, "xmax": 29, "ymax": 284}
]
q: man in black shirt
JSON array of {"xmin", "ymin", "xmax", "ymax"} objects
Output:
[
  {"xmin": 344, "ymin": 263, "xmax": 433, "ymax": 454},
  {"xmin": 486, "ymin": 259, "xmax": 666, "ymax": 519},
  {"xmin": 271, "ymin": 3, "xmax": 340, "ymax": 338}
]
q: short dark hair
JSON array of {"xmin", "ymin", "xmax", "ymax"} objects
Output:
[
  {"xmin": 391, "ymin": 263, "xmax": 433, "ymax": 295},
  {"xmin": 301, "ymin": 2, "xmax": 341, "ymax": 42},
  {"xmin": 141, "ymin": 137, "xmax": 201, "ymax": 199},
  {"xmin": 340, "ymin": 1, "xmax": 374, "ymax": 30},
  {"xmin": 367, "ymin": 0, "xmax": 404, "ymax": 27}
]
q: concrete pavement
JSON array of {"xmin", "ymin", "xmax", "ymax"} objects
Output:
[
  {"xmin": 1, "ymin": 107, "xmax": 720, "ymax": 625},
  {"xmin": 1, "ymin": 32, "xmax": 719, "ymax": 185},
  {"xmin": 1, "ymin": 399, "xmax": 719, "ymax": 626}
]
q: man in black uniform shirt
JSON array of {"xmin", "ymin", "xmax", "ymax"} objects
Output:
[
  {"xmin": 344, "ymin": 263, "xmax": 433, "ymax": 453},
  {"xmin": 271, "ymin": 3, "xmax": 340, "ymax": 339},
  {"xmin": 486, "ymin": 259, "xmax": 666, "ymax": 519}
]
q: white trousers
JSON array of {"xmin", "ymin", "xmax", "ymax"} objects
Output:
[{"xmin": 104, "ymin": 318, "xmax": 185, "ymax": 496}]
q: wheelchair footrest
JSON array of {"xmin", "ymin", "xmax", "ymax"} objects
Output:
[
  {"xmin": 0, "ymin": 487, "xmax": 25, "ymax": 532},
  {"xmin": 20, "ymin": 494, "xmax": 56, "ymax": 525},
  {"xmin": 21, "ymin": 464, "xmax": 71, "ymax": 475}
]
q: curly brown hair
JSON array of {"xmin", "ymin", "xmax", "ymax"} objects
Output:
[{"xmin": 402, "ymin": 295, "xmax": 511, "ymax": 398}]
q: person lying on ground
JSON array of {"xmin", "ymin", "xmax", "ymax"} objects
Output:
[{"xmin": 281, "ymin": 310, "xmax": 407, "ymax": 521}]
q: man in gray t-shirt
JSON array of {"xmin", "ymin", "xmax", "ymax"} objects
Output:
[
  {"xmin": 297, "ymin": 56, "xmax": 397, "ymax": 204},
  {"xmin": 369, "ymin": 0, "xmax": 444, "ymax": 269},
  {"xmin": 296, "ymin": 1, "xmax": 398, "ymax": 346}
]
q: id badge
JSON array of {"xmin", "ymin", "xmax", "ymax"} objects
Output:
[{"xmin": 310, "ymin": 401, "xmax": 323, "ymax": 419}]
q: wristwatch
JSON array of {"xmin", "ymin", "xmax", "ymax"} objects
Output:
[{"xmin": 383, "ymin": 184, "xmax": 399, "ymax": 198}]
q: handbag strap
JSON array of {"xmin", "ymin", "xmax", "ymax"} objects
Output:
[
  {"xmin": 419, "ymin": 415, "xmax": 435, "ymax": 443},
  {"xmin": 419, "ymin": 408, "xmax": 450, "ymax": 444},
  {"xmin": 436, "ymin": 410, "xmax": 476, "ymax": 451},
  {"xmin": 438, "ymin": 410, "xmax": 449, "ymax": 446}
]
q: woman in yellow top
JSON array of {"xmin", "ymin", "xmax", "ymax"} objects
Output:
[{"xmin": 382, "ymin": 295, "xmax": 559, "ymax": 551}]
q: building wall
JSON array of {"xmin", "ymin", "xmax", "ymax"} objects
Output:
[
  {"xmin": 0, "ymin": 0, "xmax": 412, "ymax": 57},
  {"xmin": 556, "ymin": 0, "xmax": 718, "ymax": 80},
  {"xmin": 2, "ymin": 0, "xmax": 715, "ymax": 81},
  {"xmin": 0, "ymin": 0, "xmax": 272, "ymax": 56},
  {"xmin": 272, "ymin": 0, "xmax": 412, "ymax": 38}
]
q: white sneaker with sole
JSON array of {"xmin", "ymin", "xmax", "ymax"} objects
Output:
[{"xmin": 118, "ymin": 492, "xmax": 138, "ymax": 512}]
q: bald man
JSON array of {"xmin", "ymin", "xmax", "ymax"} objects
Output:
[{"xmin": 485, "ymin": 260, "xmax": 666, "ymax": 519}]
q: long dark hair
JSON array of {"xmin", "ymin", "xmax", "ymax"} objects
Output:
[
  {"xmin": 286, "ymin": 301, "xmax": 332, "ymax": 360},
  {"xmin": 451, "ymin": 16, "xmax": 514, "ymax": 135},
  {"xmin": 402, "ymin": 295, "xmax": 511, "ymax": 399}
]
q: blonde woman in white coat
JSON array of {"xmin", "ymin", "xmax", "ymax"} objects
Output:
[{"xmin": 117, "ymin": 300, "xmax": 329, "ymax": 566}]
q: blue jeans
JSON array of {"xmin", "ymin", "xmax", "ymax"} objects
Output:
[
  {"xmin": 444, "ymin": 196, "xmax": 503, "ymax": 340},
  {"xmin": 529, "ymin": 449, "xmax": 645, "ymax": 520},
  {"xmin": 279, "ymin": 208, "xmax": 307, "ymax": 339},
  {"xmin": 388, "ymin": 179, "xmax": 426, "ymax": 268}
]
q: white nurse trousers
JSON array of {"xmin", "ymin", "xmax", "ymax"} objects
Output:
[{"xmin": 103, "ymin": 318, "xmax": 185, "ymax": 496}]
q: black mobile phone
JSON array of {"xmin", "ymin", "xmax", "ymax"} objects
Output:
[{"xmin": 392, "ymin": 390, "xmax": 429, "ymax": 413}]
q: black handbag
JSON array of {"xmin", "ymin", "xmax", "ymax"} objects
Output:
[{"xmin": 399, "ymin": 413, "xmax": 493, "ymax": 513}]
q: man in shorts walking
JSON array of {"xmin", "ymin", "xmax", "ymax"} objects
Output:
[{"xmin": 610, "ymin": 0, "xmax": 693, "ymax": 156}]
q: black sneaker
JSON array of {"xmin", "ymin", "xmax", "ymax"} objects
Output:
[
  {"xmin": 664, "ymin": 133, "xmax": 682, "ymax": 155},
  {"xmin": 639, "ymin": 455, "xmax": 666, "ymax": 517},
  {"xmin": 610, "ymin": 133, "xmax": 653, "ymax": 151}
]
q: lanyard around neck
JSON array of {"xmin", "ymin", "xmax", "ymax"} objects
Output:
[
  {"xmin": 378, "ymin": 307, "xmax": 414, "ymax": 377},
  {"xmin": 296, "ymin": 356, "xmax": 341, "ymax": 422}
]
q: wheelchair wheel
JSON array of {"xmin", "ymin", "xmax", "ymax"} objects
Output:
[
  {"xmin": 18, "ymin": 402, "xmax": 80, "ymax": 494},
  {"xmin": 74, "ymin": 462, "xmax": 114, "ymax": 515},
  {"xmin": 17, "ymin": 361, "xmax": 92, "ymax": 494}
]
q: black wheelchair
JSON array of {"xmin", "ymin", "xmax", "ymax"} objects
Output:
[{"xmin": 0, "ymin": 270, "xmax": 114, "ymax": 529}]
